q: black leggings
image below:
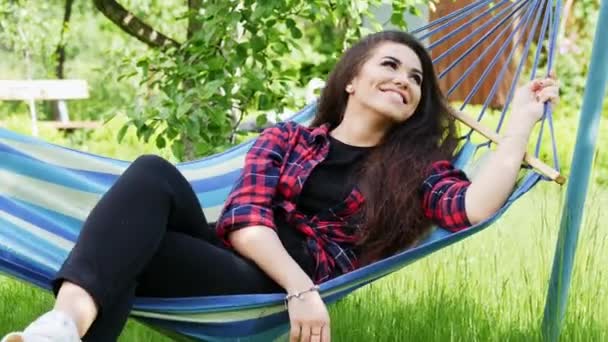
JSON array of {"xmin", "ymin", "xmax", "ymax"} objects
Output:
[{"xmin": 52, "ymin": 155, "xmax": 284, "ymax": 341}]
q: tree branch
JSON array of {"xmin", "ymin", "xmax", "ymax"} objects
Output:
[{"xmin": 93, "ymin": 0, "xmax": 180, "ymax": 49}]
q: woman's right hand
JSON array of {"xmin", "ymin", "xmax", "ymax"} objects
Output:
[{"xmin": 287, "ymin": 291, "xmax": 331, "ymax": 342}]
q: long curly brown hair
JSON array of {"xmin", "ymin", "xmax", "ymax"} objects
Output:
[{"xmin": 311, "ymin": 31, "xmax": 460, "ymax": 265}]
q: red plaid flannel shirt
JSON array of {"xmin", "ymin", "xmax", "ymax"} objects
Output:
[{"xmin": 215, "ymin": 121, "xmax": 471, "ymax": 283}]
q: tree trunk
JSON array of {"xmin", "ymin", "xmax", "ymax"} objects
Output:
[
  {"xmin": 92, "ymin": 0, "xmax": 180, "ymax": 49},
  {"xmin": 55, "ymin": 0, "xmax": 74, "ymax": 80},
  {"xmin": 187, "ymin": 0, "xmax": 203, "ymax": 39},
  {"xmin": 51, "ymin": 0, "xmax": 75, "ymax": 121}
]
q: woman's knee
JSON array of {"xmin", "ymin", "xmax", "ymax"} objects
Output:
[
  {"xmin": 132, "ymin": 154, "xmax": 170, "ymax": 169},
  {"xmin": 126, "ymin": 155, "xmax": 191, "ymax": 192},
  {"xmin": 129, "ymin": 154, "xmax": 177, "ymax": 177}
]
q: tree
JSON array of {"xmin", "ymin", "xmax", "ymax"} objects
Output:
[
  {"xmin": 91, "ymin": 0, "xmax": 431, "ymax": 161},
  {"xmin": 1, "ymin": 0, "xmax": 79, "ymax": 120}
]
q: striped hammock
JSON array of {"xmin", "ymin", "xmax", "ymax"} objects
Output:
[{"xmin": 0, "ymin": 0, "xmax": 562, "ymax": 340}]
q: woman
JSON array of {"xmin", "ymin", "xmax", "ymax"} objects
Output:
[{"xmin": 2, "ymin": 30, "xmax": 558, "ymax": 342}]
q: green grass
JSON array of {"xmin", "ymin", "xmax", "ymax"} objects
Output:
[
  {"xmin": 0, "ymin": 182, "xmax": 606, "ymax": 341},
  {"xmin": 0, "ymin": 114, "xmax": 606, "ymax": 340},
  {"xmin": 330, "ymin": 182, "xmax": 608, "ymax": 341}
]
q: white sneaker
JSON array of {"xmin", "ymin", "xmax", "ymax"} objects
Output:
[{"xmin": 1, "ymin": 310, "xmax": 80, "ymax": 342}]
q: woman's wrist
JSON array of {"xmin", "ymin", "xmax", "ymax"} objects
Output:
[
  {"xmin": 285, "ymin": 285, "xmax": 321, "ymax": 308},
  {"xmin": 501, "ymin": 132, "xmax": 530, "ymax": 143},
  {"xmin": 285, "ymin": 285, "xmax": 320, "ymax": 299},
  {"xmin": 283, "ymin": 273, "xmax": 316, "ymax": 296},
  {"xmin": 502, "ymin": 120, "xmax": 534, "ymax": 142},
  {"xmin": 285, "ymin": 279, "xmax": 316, "ymax": 295},
  {"xmin": 505, "ymin": 114, "xmax": 537, "ymax": 133}
]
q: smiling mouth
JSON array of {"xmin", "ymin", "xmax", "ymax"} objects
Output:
[{"xmin": 382, "ymin": 89, "xmax": 408, "ymax": 104}]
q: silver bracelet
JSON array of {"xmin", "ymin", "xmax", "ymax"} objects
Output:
[{"xmin": 284, "ymin": 285, "xmax": 320, "ymax": 308}]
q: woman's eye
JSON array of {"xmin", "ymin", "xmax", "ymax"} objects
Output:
[
  {"xmin": 410, "ymin": 74, "xmax": 422, "ymax": 85},
  {"xmin": 381, "ymin": 60, "xmax": 398, "ymax": 69}
]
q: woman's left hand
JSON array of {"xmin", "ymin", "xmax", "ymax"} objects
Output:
[{"xmin": 510, "ymin": 74, "xmax": 560, "ymax": 130}]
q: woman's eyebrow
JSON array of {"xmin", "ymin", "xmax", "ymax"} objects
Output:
[
  {"xmin": 383, "ymin": 56, "xmax": 402, "ymax": 65},
  {"xmin": 383, "ymin": 56, "xmax": 423, "ymax": 75}
]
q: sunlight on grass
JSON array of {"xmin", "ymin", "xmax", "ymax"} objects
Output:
[
  {"xmin": 1, "ymin": 183, "xmax": 606, "ymax": 341},
  {"xmin": 330, "ymin": 182, "xmax": 607, "ymax": 341}
]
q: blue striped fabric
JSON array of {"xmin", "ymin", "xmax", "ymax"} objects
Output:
[
  {"xmin": 0, "ymin": 1, "xmax": 561, "ymax": 339},
  {"xmin": 0, "ymin": 102, "xmax": 542, "ymax": 341}
]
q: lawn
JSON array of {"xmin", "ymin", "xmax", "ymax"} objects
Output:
[{"xmin": 1, "ymin": 181, "xmax": 605, "ymax": 341}]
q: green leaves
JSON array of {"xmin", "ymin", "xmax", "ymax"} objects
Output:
[
  {"xmin": 199, "ymin": 79, "xmax": 224, "ymax": 100},
  {"xmin": 285, "ymin": 18, "xmax": 302, "ymax": 38},
  {"xmin": 115, "ymin": 0, "xmax": 430, "ymax": 161},
  {"xmin": 256, "ymin": 113, "xmax": 268, "ymax": 127},
  {"xmin": 250, "ymin": 35, "xmax": 267, "ymax": 53}
]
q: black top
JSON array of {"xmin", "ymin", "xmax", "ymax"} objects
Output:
[
  {"xmin": 277, "ymin": 135, "xmax": 374, "ymax": 275},
  {"xmin": 297, "ymin": 136, "xmax": 373, "ymax": 215}
]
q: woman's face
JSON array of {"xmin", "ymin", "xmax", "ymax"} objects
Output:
[{"xmin": 346, "ymin": 42, "xmax": 423, "ymax": 124}]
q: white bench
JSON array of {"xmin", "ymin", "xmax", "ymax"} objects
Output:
[{"xmin": 0, "ymin": 80, "xmax": 100, "ymax": 135}]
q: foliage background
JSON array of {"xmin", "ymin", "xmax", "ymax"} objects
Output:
[{"xmin": 1, "ymin": 0, "xmax": 604, "ymax": 178}]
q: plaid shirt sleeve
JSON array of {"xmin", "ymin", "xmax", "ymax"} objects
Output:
[
  {"xmin": 421, "ymin": 160, "xmax": 472, "ymax": 232},
  {"xmin": 215, "ymin": 122, "xmax": 292, "ymax": 246}
]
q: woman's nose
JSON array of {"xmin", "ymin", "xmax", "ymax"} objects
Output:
[{"xmin": 393, "ymin": 76, "xmax": 409, "ymax": 89}]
